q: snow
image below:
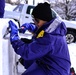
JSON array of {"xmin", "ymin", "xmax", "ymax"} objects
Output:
[
  {"xmin": 5, "ymin": 3, "xmax": 17, "ymax": 11},
  {"xmin": 68, "ymin": 43, "xmax": 76, "ymax": 71},
  {"xmin": 0, "ymin": 18, "xmax": 21, "ymax": 75},
  {"xmin": 0, "ymin": 19, "xmax": 11, "ymax": 75}
]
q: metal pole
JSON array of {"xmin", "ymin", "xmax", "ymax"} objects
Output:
[
  {"xmin": 26, "ymin": 0, "xmax": 28, "ymax": 4},
  {"xmin": 33, "ymin": 0, "xmax": 35, "ymax": 5}
]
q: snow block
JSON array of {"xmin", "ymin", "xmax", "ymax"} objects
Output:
[{"xmin": 0, "ymin": 18, "xmax": 18, "ymax": 75}]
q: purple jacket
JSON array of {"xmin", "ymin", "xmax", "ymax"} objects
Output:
[
  {"xmin": 0, "ymin": 0, "xmax": 5, "ymax": 18},
  {"xmin": 11, "ymin": 18, "xmax": 71, "ymax": 75}
]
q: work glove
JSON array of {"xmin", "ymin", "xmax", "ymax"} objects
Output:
[
  {"xmin": 9, "ymin": 20, "xmax": 20, "ymax": 42},
  {"xmin": 19, "ymin": 23, "xmax": 36, "ymax": 33}
]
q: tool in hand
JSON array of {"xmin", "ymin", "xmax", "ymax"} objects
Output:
[{"xmin": 3, "ymin": 27, "xmax": 24, "ymax": 39}]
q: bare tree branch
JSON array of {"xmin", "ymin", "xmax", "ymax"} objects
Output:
[{"xmin": 52, "ymin": 0, "xmax": 76, "ymax": 20}]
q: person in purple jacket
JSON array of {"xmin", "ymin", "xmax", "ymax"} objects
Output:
[
  {"xmin": 0, "ymin": 0, "xmax": 5, "ymax": 18},
  {"xmin": 9, "ymin": 2, "xmax": 71, "ymax": 75}
]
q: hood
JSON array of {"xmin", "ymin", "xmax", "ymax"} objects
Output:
[{"xmin": 45, "ymin": 18, "xmax": 67, "ymax": 36}]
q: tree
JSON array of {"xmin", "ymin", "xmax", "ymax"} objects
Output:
[
  {"xmin": 6, "ymin": 0, "xmax": 21, "ymax": 5},
  {"xmin": 51, "ymin": 0, "xmax": 76, "ymax": 20},
  {"xmin": 25, "ymin": 0, "xmax": 28, "ymax": 4}
]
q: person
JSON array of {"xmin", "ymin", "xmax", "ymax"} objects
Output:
[
  {"xmin": 70, "ymin": 67, "xmax": 76, "ymax": 75},
  {"xmin": 8, "ymin": 2, "xmax": 71, "ymax": 75},
  {"xmin": 0, "ymin": 0, "xmax": 5, "ymax": 18}
]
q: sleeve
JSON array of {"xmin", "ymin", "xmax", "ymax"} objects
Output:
[
  {"xmin": 19, "ymin": 57, "xmax": 34, "ymax": 69},
  {"xmin": 11, "ymin": 34, "xmax": 52, "ymax": 60},
  {"xmin": 0, "ymin": 0, "xmax": 5, "ymax": 18},
  {"xmin": 19, "ymin": 38, "xmax": 34, "ymax": 69}
]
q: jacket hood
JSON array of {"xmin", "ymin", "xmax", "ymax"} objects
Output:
[{"xmin": 45, "ymin": 18, "xmax": 67, "ymax": 36}]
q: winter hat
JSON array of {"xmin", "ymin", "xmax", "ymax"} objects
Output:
[{"xmin": 32, "ymin": 2, "xmax": 53, "ymax": 22}]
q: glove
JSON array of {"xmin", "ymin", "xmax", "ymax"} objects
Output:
[
  {"xmin": 9, "ymin": 20, "xmax": 19, "ymax": 42},
  {"xmin": 19, "ymin": 23, "xmax": 36, "ymax": 33}
]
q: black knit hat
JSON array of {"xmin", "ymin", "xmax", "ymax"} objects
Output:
[{"xmin": 32, "ymin": 2, "xmax": 53, "ymax": 22}]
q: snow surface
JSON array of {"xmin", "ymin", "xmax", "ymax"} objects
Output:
[
  {"xmin": 5, "ymin": 3, "xmax": 17, "ymax": 11},
  {"xmin": 68, "ymin": 43, "xmax": 76, "ymax": 71}
]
